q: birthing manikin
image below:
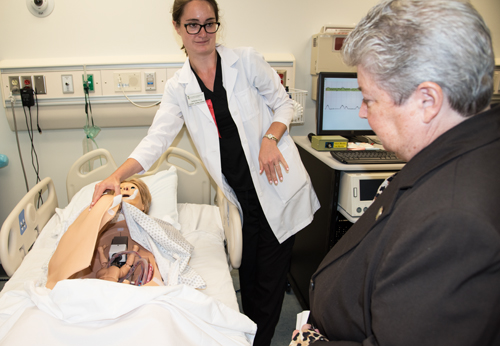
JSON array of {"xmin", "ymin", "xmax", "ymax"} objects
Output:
[{"xmin": 46, "ymin": 179, "xmax": 162, "ymax": 289}]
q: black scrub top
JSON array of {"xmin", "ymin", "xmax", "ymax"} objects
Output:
[{"xmin": 192, "ymin": 53, "xmax": 253, "ymax": 192}]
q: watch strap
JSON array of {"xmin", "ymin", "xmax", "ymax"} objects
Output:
[{"xmin": 263, "ymin": 134, "xmax": 279, "ymax": 143}]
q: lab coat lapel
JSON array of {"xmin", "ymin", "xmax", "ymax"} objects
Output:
[
  {"xmin": 178, "ymin": 56, "xmax": 223, "ymax": 189},
  {"xmin": 179, "ymin": 58, "xmax": 214, "ymax": 122},
  {"xmin": 217, "ymin": 45, "xmax": 239, "ymax": 103}
]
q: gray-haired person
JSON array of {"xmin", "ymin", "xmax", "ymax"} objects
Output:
[{"xmin": 291, "ymin": 0, "xmax": 500, "ymax": 345}]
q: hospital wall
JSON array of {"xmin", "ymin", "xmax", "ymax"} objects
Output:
[{"xmin": 0, "ymin": 0, "xmax": 499, "ymax": 225}]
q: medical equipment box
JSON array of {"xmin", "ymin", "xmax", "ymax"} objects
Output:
[
  {"xmin": 338, "ymin": 171, "xmax": 397, "ymax": 221},
  {"xmin": 110, "ymin": 236, "xmax": 128, "ymax": 266},
  {"xmin": 311, "ymin": 135, "xmax": 348, "ymax": 151},
  {"xmin": 311, "ymin": 25, "xmax": 356, "ymax": 100}
]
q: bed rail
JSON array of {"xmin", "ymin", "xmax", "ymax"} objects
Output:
[
  {"xmin": 66, "ymin": 148, "xmax": 118, "ymax": 203},
  {"xmin": 216, "ymin": 187, "xmax": 242, "ymax": 269},
  {"xmin": 133, "ymin": 147, "xmax": 212, "ymax": 205},
  {"xmin": 0, "ymin": 177, "xmax": 58, "ymax": 276},
  {"xmin": 67, "ymin": 147, "xmax": 212, "ymax": 205}
]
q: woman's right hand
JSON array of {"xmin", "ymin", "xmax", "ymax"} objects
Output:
[
  {"xmin": 91, "ymin": 175, "xmax": 122, "ymax": 208},
  {"xmin": 90, "ymin": 158, "xmax": 144, "ymax": 209}
]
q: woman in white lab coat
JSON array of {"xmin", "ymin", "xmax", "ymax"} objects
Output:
[{"xmin": 92, "ymin": 1, "xmax": 319, "ymax": 345}]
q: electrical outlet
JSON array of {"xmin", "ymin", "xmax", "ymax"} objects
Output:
[
  {"xmin": 8, "ymin": 76, "xmax": 21, "ymax": 94},
  {"xmin": 21, "ymin": 76, "xmax": 33, "ymax": 90}
]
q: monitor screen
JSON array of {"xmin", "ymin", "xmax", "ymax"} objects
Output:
[{"xmin": 316, "ymin": 72, "xmax": 375, "ymax": 138}]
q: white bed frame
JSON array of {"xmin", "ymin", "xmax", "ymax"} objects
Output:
[{"xmin": 1, "ymin": 147, "xmax": 242, "ymax": 277}]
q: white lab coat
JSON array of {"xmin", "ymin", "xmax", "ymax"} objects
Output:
[{"xmin": 130, "ymin": 45, "xmax": 319, "ymax": 243}]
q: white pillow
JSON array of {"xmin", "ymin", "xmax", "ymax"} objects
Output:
[
  {"xmin": 140, "ymin": 167, "xmax": 180, "ymax": 229},
  {"xmin": 64, "ymin": 166, "xmax": 180, "ymax": 229}
]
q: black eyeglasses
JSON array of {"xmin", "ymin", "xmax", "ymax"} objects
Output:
[{"xmin": 184, "ymin": 22, "xmax": 220, "ymax": 35}]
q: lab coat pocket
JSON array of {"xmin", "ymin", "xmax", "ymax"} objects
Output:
[
  {"xmin": 234, "ymin": 88, "xmax": 259, "ymax": 122},
  {"xmin": 273, "ymin": 141, "xmax": 307, "ymax": 204}
]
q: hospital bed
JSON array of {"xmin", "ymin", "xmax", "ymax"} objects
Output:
[{"xmin": 0, "ymin": 148, "xmax": 255, "ymax": 345}]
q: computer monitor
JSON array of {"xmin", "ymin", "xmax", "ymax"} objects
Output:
[{"xmin": 315, "ymin": 72, "xmax": 375, "ymax": 141}]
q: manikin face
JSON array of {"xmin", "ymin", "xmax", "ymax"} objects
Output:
[
  {"xmin": 120, "ymin": 182, "xmax": 145, "ymax": 212},
  {"xmin": 173, "ymin": 0, "xmax": 217, "ymax": 57}
]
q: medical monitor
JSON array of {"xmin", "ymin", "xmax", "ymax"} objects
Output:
[{"xmin": 316, "ymin": 72, "xmax": 374, "ymax": 140}]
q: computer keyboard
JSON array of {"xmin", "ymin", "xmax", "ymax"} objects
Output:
[{"xmin": 330, "ymin": 150, "xmax": 406, "ymax": 164}]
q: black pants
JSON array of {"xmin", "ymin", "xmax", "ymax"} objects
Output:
[{"xmin": 235, "ymin": 189, "xmax": 295, "ymax": 346}]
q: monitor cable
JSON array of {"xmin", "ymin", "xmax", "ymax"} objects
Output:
[
  {"xmin": 35, "ymin": 88, "xmax": 42, "ymax": 134},
  {"xmin": 117, "ymin": 75, "xmax": 161, "ymax": 109},
  {"xmin": 23, "ymin": 101, "xmax": 41, "ymax": 187},
  {"xmin": 10, "ymin": 94, "xmax": 30, "ymax": 193},
  {"xmin": 21, "ymin": 86, "xmax": 43, "ymax": 207},
  {"xmin": 82, "ymin": 77, "xmax": 103, "ymax": 171}
]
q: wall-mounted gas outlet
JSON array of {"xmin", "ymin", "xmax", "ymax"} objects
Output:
[
  {"xmin": 62, "ymin": 75, "xmax": 74, "ymax": 94},
  {"xmin": 82, "ymin": 74, "xmax": 94, "ymax": 92},
  {"xmin": 8, "ymin": 76, "xmax": 21, "ymax": 94}
]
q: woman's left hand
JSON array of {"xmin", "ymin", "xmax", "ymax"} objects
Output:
[{"xmin": 259, "ymin": 138, "xmax": 289, "ymax": 185}]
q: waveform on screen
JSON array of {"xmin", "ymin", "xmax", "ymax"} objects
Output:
[
  {"xmin": 323, "ymin": 79, "xmax": 363, "ymax": 112},
  {"xmin": 324, "ymin": 104, "xmax": 361, "ymax": 110}
]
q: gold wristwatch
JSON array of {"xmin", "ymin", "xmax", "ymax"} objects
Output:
[{"xmin": 263, "ymin": 134, "xmax": 279, "ymax": 143}]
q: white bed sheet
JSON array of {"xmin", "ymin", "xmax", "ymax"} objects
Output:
[{"xmin": 0, "ymin": 203, "xmax": 255, "ymax": 345}]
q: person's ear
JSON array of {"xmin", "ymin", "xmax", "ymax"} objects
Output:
[
  {"xmin": 173, "ymin": 20, "xmax": 181, "ymax": 35},
  {"xmin": 416, "ymin": 81, "xmax": 444, "ymax": 124}
]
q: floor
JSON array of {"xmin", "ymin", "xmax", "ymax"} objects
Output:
[{"xmin": 230, "ymin": 269, "xmax": 303, "ymax": 346}]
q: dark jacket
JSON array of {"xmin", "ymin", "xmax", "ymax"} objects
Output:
[{"xmin": 310, "ymin": 104, "xmax": 500, "ymax": 346}]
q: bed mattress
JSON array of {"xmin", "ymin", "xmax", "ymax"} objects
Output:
[{"xmin": 0, "ymin": 203, "xmax": 255, "ymax": 345}]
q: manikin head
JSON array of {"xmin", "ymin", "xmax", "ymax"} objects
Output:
[{"xmin": 120, "ymin": 179, "xmax": 151, "ymax": 215}]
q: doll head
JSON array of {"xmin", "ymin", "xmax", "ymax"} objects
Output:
[{"xmin": 120, "ymin": 178, "xmax": 152, "ymax": 214}]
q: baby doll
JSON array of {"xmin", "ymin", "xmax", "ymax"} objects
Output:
[{"xmin": 96, "ymin": 244, "xmax": 140, "ymax": 283}]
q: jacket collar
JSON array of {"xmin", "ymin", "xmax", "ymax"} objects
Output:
[
  {"xmin": 177, "ymin": 45, "xmax": 239, "ymax": 97},
  {"xmin": 176, "ymin": 46, "xmax": 239, "ymax": 122},
  {"xmin": 399, "ymin": 104, "xmax": 500, "ymax": 189},
  {"xmin": 313, "ymin": 104, "xmax": 500, "ymax": 276}
]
